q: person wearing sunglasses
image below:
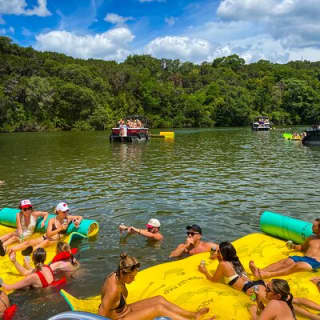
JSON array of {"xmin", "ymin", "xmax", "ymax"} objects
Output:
[
  {"xmin": 248, "ymin": 279, "xmax": 296, "ymax": 320},
  {"xmin": 198, "ymin": 241, "xmax": 266, "ymax": 298},
  {"xmin": 118, "ymin": 218, "xmax": 163, "ymax": 241},
  {"xmin": 0, "ymin": 200, "xmax": 49, "ymax": 256},
  {"xmin": 9, "ymin": 202, "xmax": 82, "ymax": 254},
  {"xmin": 169, "ymin": 224, "xmax": 217, "ymax": 258},
  {"xmin": 249, "ymin": 219, "xmax": 320, "ymax": 280},
  {"xmin": 98, "ymin": 252, "xmax": 212, "ymax": 320}
]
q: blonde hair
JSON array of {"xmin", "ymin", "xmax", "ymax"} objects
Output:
[{"xmin": 116, "ymin": 253, "xmax": 139, "ymax": 275}]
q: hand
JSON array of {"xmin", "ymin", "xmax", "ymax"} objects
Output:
[
  {"xmin": 61, "ymin": 222, "xmax": 68, "ymax": 231},
  {"xmin": 198, "ymin": 264, "xmax": 207, "ymax": 274},
  {"xmin": 127, "ymin": 227, "xmax": 137, "ymax": 234},
  {"xmin": 185, "ymin": 237, "xmax": 194, "ymax": 247},
  {"xmin": 9, "ymin": 251, "xmax": 16, "ymax": 263},
  {"xmin": 119, "ymin": 224, "xmax": 128, "ymax": 232},
  {"xmin": 73, "ymin": 218, "xmax": 80, "ymax": 228},
  {"xmin": 248, "ymin": 304, "xmax": 258, "ymax": 316}
]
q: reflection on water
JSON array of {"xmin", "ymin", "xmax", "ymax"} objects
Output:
[{"xmin": 0, "ymin": 128, "xmax": 320, "ymax": 319}]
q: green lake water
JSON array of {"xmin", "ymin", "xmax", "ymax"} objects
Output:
[{"xmin": 0, "ymin": 127, "xmax": 319, "ymax": 319}]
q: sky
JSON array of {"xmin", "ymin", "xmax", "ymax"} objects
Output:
[{"xmin": 1, "ymin": 0, "xmax": 320, "ymax": 64}]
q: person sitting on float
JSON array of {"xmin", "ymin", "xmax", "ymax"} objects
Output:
[
  {"xmin": 119, "ymin": 218, "xmax": 163, "ymax": 241},
  {"xmin": 1, "ymin": 248, "xmax": 59, "ymax": 290},
  {"xmin": 50, "ymin": 241, "xmax": 80, "ymax": 275},
  {"xmin": 0, "ymin": 199, "xmax": 49, "ymax": 256},
  {"xmin": 198, "ymin": 241, "xmax": 266, "ymax": 298},
  {"xmin": 248, "ymin": 279, "xmax": 296, "ymax": 320},
  {"xmin": 98, "ymin": 252, "xmax": 212, "ymax": 320},
  {"xmin": 9, "ymin": 202, "xmax": 82, "ymax": 253}
]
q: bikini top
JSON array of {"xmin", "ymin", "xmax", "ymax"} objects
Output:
[
  {"xmin": 20, "ymin": 213, "xmax": 37, "ymax": 234},
  {"xmin": 111, "ymin": 293, "xmax": 126, "ymax": 313},
  {"xmin": 35, "ymin": 265, "xmax": 54, "ymax": 288}
]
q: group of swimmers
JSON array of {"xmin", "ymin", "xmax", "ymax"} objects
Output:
[
  {"xmin": 0, "ymin": 200, "xmax": 82, "ymax": 319},
  {"xmin": 98, "ymin": 218, "xmax": 320, "ymax": 320},
  {"xmin": 2, "ymin": 204, "xmax": 320, "ymax": 320}
]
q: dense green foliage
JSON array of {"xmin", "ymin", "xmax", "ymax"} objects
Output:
[{"xmin": 1, "ymin": 36, "xmax": 320, "ymax": 132}]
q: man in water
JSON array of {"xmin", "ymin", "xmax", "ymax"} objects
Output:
[
  {"xmin": 169, "ymin": 224, "xmax": 218, "ymax": 258},
  {"xmin": 119, "ymin": 218, "xmax": 163, "ymax": 241},
  {"xmin": 250, "ymin": 219, "xmax": 320, "ymax": 279}
]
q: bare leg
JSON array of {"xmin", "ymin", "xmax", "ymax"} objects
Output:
[
  {"xmin": 0, "ymin": 232, "xmax": 16, "ymax": 243},
  {"xmin": 294, "ymin": 297, "xmax": 320, "ymax": 311},
  {"xmin": 33, "ymin": 239, "xmax": 52, "ymax": 250},
  {"xmin": 3, "ymin": 235, "xmax": 20, "ymax": 247},
  {"xmin": 260, "ymin": 262, "xmax": 312, "ymax": 278},
  {"xmin": 293, "ymin": 305, "xmax": 320, "ymax": 320},
  {"xmin": 129, "ymin": 296, "xmax": 211, "ymax": 320},
  {"xmin": 11, "ymin": 237, "xmax": 43, "ymax": 252},
  {"xmin": 261, "ymin": 258, "xmax": 294, "ymax": 272}
]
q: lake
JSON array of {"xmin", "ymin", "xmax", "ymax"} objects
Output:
[{"xmin": 0, "ymin": 127, "xmax": 319, "ymax": 319}]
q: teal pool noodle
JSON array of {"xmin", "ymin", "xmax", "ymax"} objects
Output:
[
  {"xmin": 0, "ymin": 208, "xmax": 99, "ymax": 237},
  {"xmin": 260, "ymin": 211, "xmax": 312, "ymax": 244}
]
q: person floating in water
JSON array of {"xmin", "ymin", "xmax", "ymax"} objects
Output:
[
  {"xmin": 119, "ymin": 218, "xmax": 163, "ymax": 241},
  {"xmin": 170, "ymin": 224, "xmax": 217, "ymax": 258}
]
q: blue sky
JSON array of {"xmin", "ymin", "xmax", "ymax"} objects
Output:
[{"xmin": 1, "ymin": 0, "xmax": 320, "ymax": 64}]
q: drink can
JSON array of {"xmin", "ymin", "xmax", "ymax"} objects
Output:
[
  {"xmin": 24, "ymin": 256, "xmax": 31, "ymax": 263},
  {"xmin": 286, "ymin": 240, "xmax": 293, "ymax": 249},
  {"xmin": 200, "ymin": 260, "xmax": 206, "ymax": 267}
]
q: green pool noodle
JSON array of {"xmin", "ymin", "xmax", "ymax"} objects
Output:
[
  {"xmin": 260, "ymin": 211, "xmax": 312, "ymax": 244},
  {"xmin": 0, "ymin": 208, "xmax": 99, "ymax": 237}
]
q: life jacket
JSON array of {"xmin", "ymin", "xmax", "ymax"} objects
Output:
[{"xmin": 51, "ymin": 248, "xmax": 78, "ymax": 264}]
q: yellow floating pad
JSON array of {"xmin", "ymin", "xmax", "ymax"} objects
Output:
[
  {"xmin": 61, "ymin": 233, "xmax": 320, "ymax": 319},
  {"xmin": 160, "ymin": 131, "xmax": 175, "ymax": 139},
  {"xmin": 0, "ymin": 225, "xmax": 76, "ymax": 294}
]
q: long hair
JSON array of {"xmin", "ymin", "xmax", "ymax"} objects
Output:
[
  {"xmin": 56, "ymin": 241, "xmax": 76, "ymax": 265},
  {"xmin": 219, "ymin": 241, "xmax": 245, "ymax": 275},
  {"xmin": 32, "ymin": 248, "xmax": 46, "ymax": 271},
  {"xmin": 271, "ymin": 279, "xmax": 296, "ymax": 319},
  {"xmin": 116, "ymin": 253, "xmax": 140, "ymax": 277}
]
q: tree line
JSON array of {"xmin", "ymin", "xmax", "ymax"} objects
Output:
[{"xmin": 1, "ymin": 36, "xmax": 320, "ymax": 132}]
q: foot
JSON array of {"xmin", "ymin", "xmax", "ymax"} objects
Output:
[
  {"xmin": 195, "ymin": 307, "xmax": 209, "ymax": 320},
  {"xmin": 249, "ymin": 261, "xmax": 262, "ymax": 279},
  {"xmin": 0, "ymin": 240, "xmax": 5, "ymax": 256}
]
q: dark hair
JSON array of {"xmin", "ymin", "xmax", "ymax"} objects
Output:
[
  {"xmin": 116, "ymin": 253, "xmax": 140, "ymax": 276},
  {"xmin": 32, "ymin": 248, "xmax": 46, "ymax": 271},
  {"xmin": 219, "ymin": 241, "xmax": 245, "ymax": 275},
  {"xmin": 271, "ymin": 279, "xmax": 296, "ymax": 319}
]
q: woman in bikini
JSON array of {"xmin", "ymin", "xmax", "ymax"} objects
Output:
[
  {"xmin": 249, "ymin": 279, "xmax": 296, "ymax": 320},
  {"xmin": 1, "ymin": 248, "xmax": 55, "ymax": 290},
  {"xmin": 9, "ymin": 202, "xmax": 82, "ymax": 253},
  {"xmin": 99, "ymin": 253, "xmax": 213, "ymax": 320},
  {"xmin": 0, "ymin": 199, "xmax": 48, "ymax": 255},
  {"xmin": 198, "ymin": 241, "xmax": 266, "ymax": 297}
]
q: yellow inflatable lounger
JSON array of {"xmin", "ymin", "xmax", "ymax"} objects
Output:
[
  {"xmin": 60, "ymin": 233, "xmax": 320, "ymax": 319},
  {"xmin": 0, "ymin": 224, "xmax": 97, "ymax": 294}
]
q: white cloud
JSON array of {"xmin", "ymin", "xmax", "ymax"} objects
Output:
[
  {"xmin": 165, "ymin": 17, "xmax": 176, "ymax": 26},
  {"xmin": 0, "ymin": 0, "xmax": 51, "ymax": 17},
  {"xmin": 145, "ymin": 36, "xmax": 212, "ymax": 63},
  {"xmin": 104, "ymin": 13, "xmax": 133, "ymax": 25},
  {"xmin": 35, "ymin": 28, "xmax": 135, "ymax": 61}
]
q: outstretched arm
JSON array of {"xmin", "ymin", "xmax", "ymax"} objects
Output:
[
  {"xmin": 128, "ymin": 227, "xmax": 162, "ymax": 240},
  {"xmin": 9, "ymin": 252, "xmax": 32, "ymax": 276},
  {"xmin": 2, "ymin": 274, "xmax": 35, "ymax": 291},
  {"xmin": 33, "ymin": 211, "xmax": 49, "ymax": 228}
]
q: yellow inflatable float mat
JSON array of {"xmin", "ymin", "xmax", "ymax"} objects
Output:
[{"xmin": 61, "ymin": 233, "xmax": 320, "ymax": 319}]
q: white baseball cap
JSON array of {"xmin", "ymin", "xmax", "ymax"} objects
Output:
[
  {"xmin": 146, "ymin": 218, "xmax": 161, "ymax": 228},
  {"xmin": 55, "ymin": 202, "xmax": 70, "ymax": 213},
  {"xmin": 20, "ymin": 199, "xmax": 32, "ymax": 209}
]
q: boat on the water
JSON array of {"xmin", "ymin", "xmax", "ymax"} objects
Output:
[
  {"xmin": 109, "ymin": 116, "xmax": 150, "ymax": 143},
  {"xmin": 252, "ymin": 116, "xmax": 271, "ymax": 131},
  {"xmin": 302, "ymin": 125, "xmax": 320, "ymax": 146}
]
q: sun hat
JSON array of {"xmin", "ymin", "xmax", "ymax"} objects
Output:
[
  {"xmin": 55, "ymin": 202, "xmax": 70, "ymax": 213},
  {"xmin": 186, "ymin": 224, "xmax": 202, "ymax": 234},
  {"xmin": 20, "ymin": 199, "xmax": 32, "ymax": 209},
  {"xmin": 146, "ymin": 218, "xmax": 161, "ymax": 228}
]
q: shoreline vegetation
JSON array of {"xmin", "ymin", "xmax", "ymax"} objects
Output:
[{"xmin": 1, "ymin": 36, "xmax": 320, "ymax": 133}]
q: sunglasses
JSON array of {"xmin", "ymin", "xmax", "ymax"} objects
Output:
[
  {"xmin": 22, "ymin": 207, "xmax": 32, "ymax": 211},
  {"xmin": 123, "ymin": 263, "xmax": 141, "ymax": 272},
  {"xmin": 186, "ymin": 232, "xmax": 199, "ymax": 236}
]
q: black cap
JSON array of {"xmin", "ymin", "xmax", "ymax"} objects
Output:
[{"xmin": 186, "ymin": 224, "xmax": 202, "ymax": 234}]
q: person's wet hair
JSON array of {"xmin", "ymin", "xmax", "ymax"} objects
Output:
[
  {"xmin": 219, "ymin": 241, "xmax": 245, "ymax": 275},
  {"xmin": 116, "ymin": 253, "xmax": 140, "ymax": 276},
  {"xmin": 32, "ymin": 248, "xmax": 46, "ymax": 271}
]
